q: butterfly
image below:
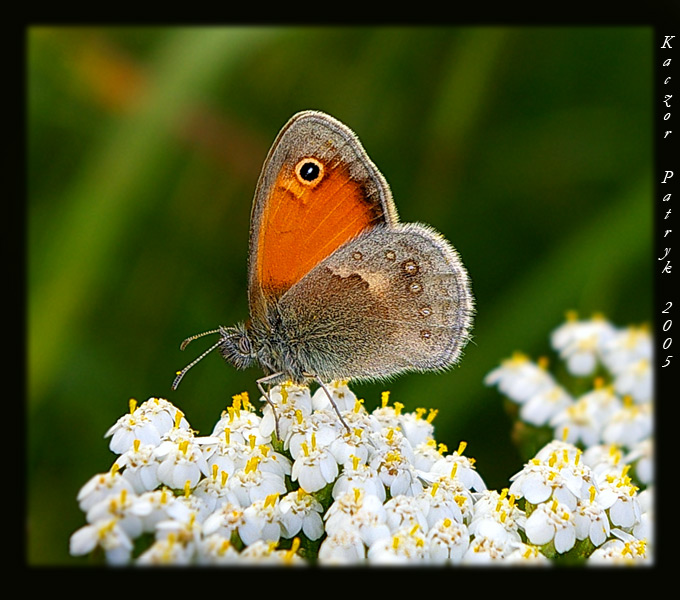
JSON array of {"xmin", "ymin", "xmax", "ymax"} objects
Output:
[{"xmin": 173, "ymin": 110, "xmax": 474, "ymax": 432}]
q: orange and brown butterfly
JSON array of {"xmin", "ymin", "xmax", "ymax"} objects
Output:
[{"xmin": 173, "ymin": 110, "xmax": 474, "ymax": 428}]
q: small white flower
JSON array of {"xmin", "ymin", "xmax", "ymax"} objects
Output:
[
  {"xmin": 601, "ymin": 398, "xmax": 652, "ymax": 448},
  {"xmin": 228, "ymin": 457, "xmax": 287, "ymax": 506},
  {"xmin": 468, "ymin": 489, "xmax": 525, "ymax": 545},
  {"xmin": 238, "ymin": 538, "xmax": 305, "ymax": 565},
  {"xmin": 192, "ymin": 464, "xmax": 239, "ymax": 514},
  {"xmin": 524, "ymin": 499, "xmax": 576, "ymax": 553},
  {"xmin": 69, "ymin": 518, "xmax": 133, "ymax": 565},
  {"xmin": 484, "ymin": 353, "xmax": 556, "ymax": 403},
  {"xmin": 154, "ymin": 437, "xmax": 210, "ymax": 490},
  {"xmin": 412, "ymin": 439, "xmax": 447, "ymax": 472},
  {"xmin": 429, "ymin": 441, "xmax": 486, "ymax": 492},
  {"xmin": 278, "ymin": 489, "xmax": 325, "ymax": 540},
  {"xmin": 397, "ymin": 407, "xmax": 438, "ymax": 448},
  {"xmin": 136, "ymin": 533, "xmax": 195, "ymax": 565},
  {"xmin": 550, "ymin": 384, "xmax": 622, "ymax": 447},
  {"xmin": 520, "ymin": 383, "xmax": 573, "ymax": 427},
  {"xmin": 259, "ymin": 384, "xmax": 313, "ymax": 440},
  {"xmin": 573, "ymin": 488, "xmax": 611, "ymax": 547},
  {"xmin": 550, "ymin": 313, "xmax": 616, "ymax": 376},
  {"xmin": 417, "ymin": 482, "xmax": 466, "ymax": 528},
  {"xmin": 612, "ymin": 358, "xmax": 652, "ymax": 404},
  {"xmin": 624, "ymin": 438, "xmax": 654, "ymax": 485},
  {"xmin": 76, "ymin": 467, "xmax": 136, "ymax": 513},
  {"xmin": 596, "ymin": 467, "xmax": 641, "ymax": 529},
  {"xmin": 238, "ymin": 493, "xmax": 282, "ymax": 546},
  {"xmin": 367, "ymin": 391, "xmax": 406, "ymax": 431},
  {"xmin": 311, "ymin": 380, "xmax": 358, "ymax": 413},
  {"xmin": 85, "ymin": 488, "xmax": 144, "ymax": 541},
  {"xmin": 115, "ymin": 440, "xmax": 161, "ymax": 493},
  {"xmin": 461, "ymin": 535, "xmax": 513, "ymax": 564},
  {"xmin": 211, "ymin": 392, "xmax": 268, "ymax": 446},
  {"xmin": 370, "ymin": 448, "xmax": 423, "ymax": 497},
  {"xmin": 581, "ymin": 443, "xmax": 627, "ymax": 479},
  {"xmin": 105, "ymin": 411, "xmax": 161, "ymax": 455},
  {"xmin": 153, "ymin": 503, "xmax": 203, "ymax": 563},
  {"xmin": 291, "ymin": 432, "xmax": 339, "ymax": 493},
  {"xmin": 425, "ymin": 517, "xmax": 470, "ymax": 564},
  {"xmin": 135, "ymin": 397, "xmax": 189, "ymax": 437},
  {"xmin": 383, "ymin": 494, "xmax": 429, "ymax": 534},
  {"xmin": 600, "ymin": 324, "xmax": 652, "ymax": 376},
  {"xmin": 128, "ymin": 488, "xmax": 177, "ymax": 533},
  {"xmin": 332, "ymin": 455, "xmax": 386, "ymax": 502},
  {"xmin": 325, "ymin": 488, "xmax": 389, "ymax": 546},
  {"xmin": 502, "ymin": 542, "xmax": 550, "ymax": 565},
  {"xmin": 328, "ymin": 425, "xmax": 371, "ymax": 465},
  {"xmin": 202, "ymin": 502, "xmax": 245, "ymax": 539},
  {"xmin": 318, "ymin": 529, "xmax": 366, "ymax": 565},
  {"xmin": 196, "ymin": 534, "xmax": 241, "ymax": 565},
  {"xmin": 588, "ymin": 532, "xmax": 649, "ymax": 565},
  {"xmin": 367, "ymin": 524, "xmax": 428, "ymax": 564}
]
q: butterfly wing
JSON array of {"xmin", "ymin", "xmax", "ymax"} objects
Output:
[
  {"xmin": 276, "ymin": 223, "xmax": 474, "ymax": 382},
  {"xmin": 247, "ymin": 111, "xmax": 398, "ymax": 321}
]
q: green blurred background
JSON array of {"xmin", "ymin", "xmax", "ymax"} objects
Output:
[{"xmin": 27, "ymin": 26, "xmax": 653, "ymax": 564}]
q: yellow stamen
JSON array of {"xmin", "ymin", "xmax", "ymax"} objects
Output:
[
  {"xmin": 394, "ymin": 401, "xmax": 404, "ymax": 415},
  {"xmin": 178, "ymin": 440, "xmax": 189, "ymax": 455},
  {"xmin": 174, "ymin": 411, "xmax": 183, "ymax": 429},
  {"xmin": 457, "ymin": 441, "xmax": 467, "ymax": 455},
  {"xmin": 184, "ymin": 480, "xmax": 191, "ymax": 497},
  {"xmin": 561, "ymin": 427, "xmax": 569, "ymax": 441},
  {"xmin": 133, "ymin": 439, "xmax": 141, "ymax": 452},
  {"xmin": 427, "ymin": 408, "xmax": 438, "ymax": 423},
  {"xmin": 352, "ymin": 455, "xmax": 360, "ymax": 470},
  {"xmin": 221, "ymin": 471, "xmax": 228, "ymax": 486},
  {"xmin": 285, "ymin": 537, "xmax": 300, "ymax": 561},
  {"xmin": 430, "ymin": 482, "xmax": 439, "ymax": 497},
  {"xmin": 224, "ymin": 429, "xmax": 230, "ymax": 445},
  {"xmin": 212, "ymin": 464, "xmax": 219, "ymax": 479},
  {"xmin": 129, "ymin": 398, "xmax": 137, "ymax": 413},
  {"xmin": 381, "ymin": 391, "xmax": 390, "ymax": 407}
]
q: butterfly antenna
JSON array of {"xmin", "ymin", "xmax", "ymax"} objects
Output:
[
  {"xmin": 172, "ymin": 330, "xmax": 222, "ymax": 390},
  {"xmin": 179, "ymin": 328, "xmax": 222, "ymax": 351}
]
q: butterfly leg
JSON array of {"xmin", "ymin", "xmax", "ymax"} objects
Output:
[
  {"xmin": 307, "ymin": 374, "xmax": 351, "ymax": 434},
  {"xmin": 256, "ymin": 372, "xmax": 283, "ymax": 440}
]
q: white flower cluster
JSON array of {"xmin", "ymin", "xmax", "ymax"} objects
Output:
[
  {"xmin": 485, "ymin": 312, "xmax": 653, "ymax": 564},
  {"xmin": 69, "ymin": 384, "xmax": 544, "ymax": 565}
]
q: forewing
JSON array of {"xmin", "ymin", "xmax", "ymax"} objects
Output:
[{"xmin": 247, "ymin": 111, "xmax": 398, "ymax": 320}]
